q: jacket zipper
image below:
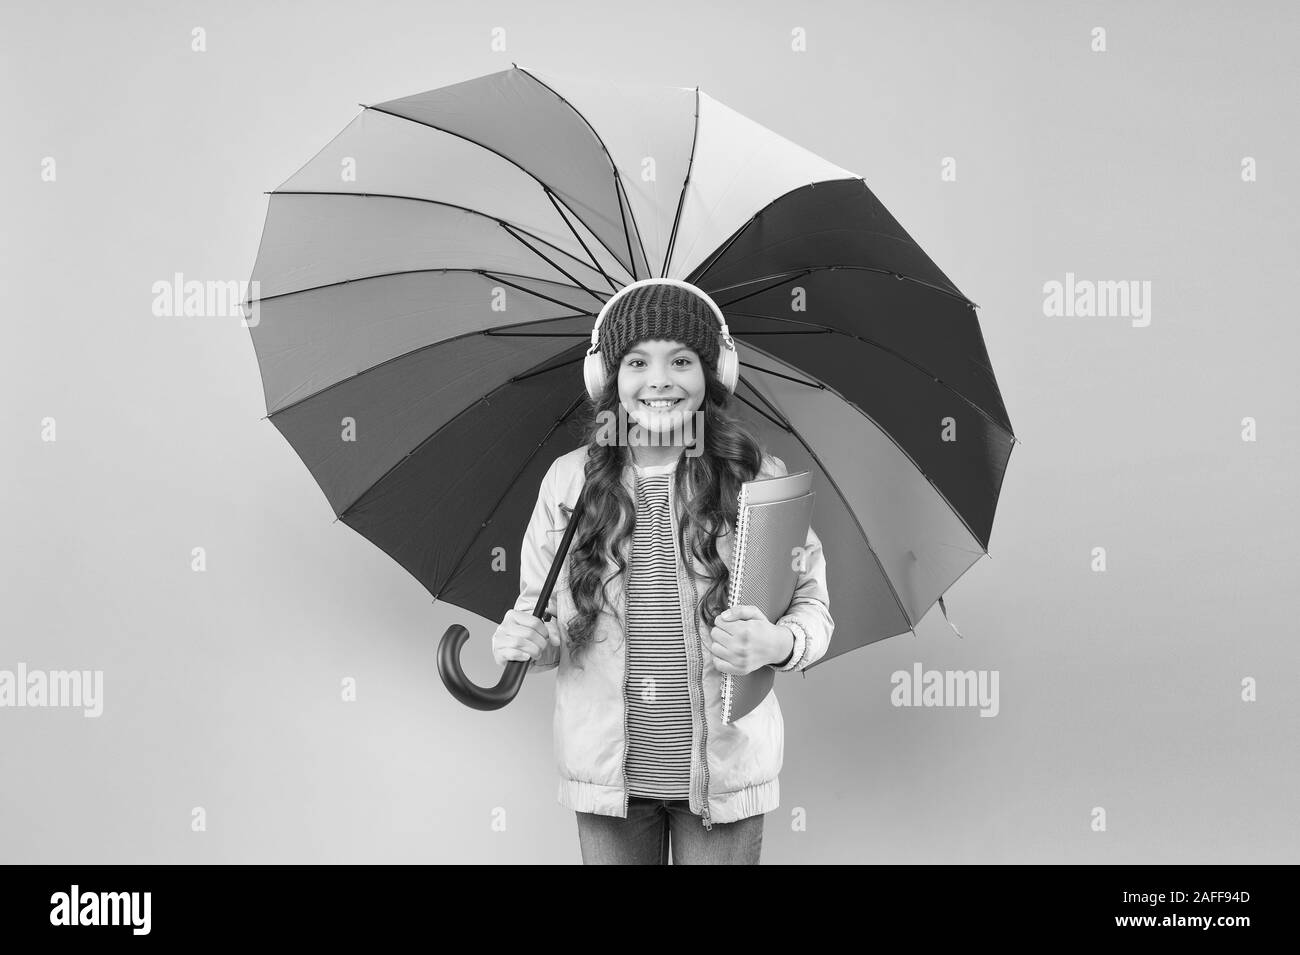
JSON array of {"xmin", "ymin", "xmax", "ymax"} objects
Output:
[
  {"xmin": 684, "ymin": 543, "xmax": 713, "ymax": 831},
  {"xmin": 670, "ymin": 477, "xmax": 712, "ymax": 832},
  {"xmin": 621, "ymin": 510, "xmax": 632, "ymax": 819}
]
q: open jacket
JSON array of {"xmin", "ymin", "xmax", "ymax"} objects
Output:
[{"xmin": 513, "ymin": 445, "xmax": 834, "ymax": 828}]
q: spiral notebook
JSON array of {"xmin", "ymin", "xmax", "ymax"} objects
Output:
[{"xmin": 722, "ymin": 469, "xmax": 815, "ymax": 725}]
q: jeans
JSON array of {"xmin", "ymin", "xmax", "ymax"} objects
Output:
[{"xmin": 575, "ymin": 797, "xmax": 765, "ymax": 864}]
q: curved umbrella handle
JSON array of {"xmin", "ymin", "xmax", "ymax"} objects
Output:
[
  {"xmin": 437, "ymin": 625, "xmax": 529, "ymax": 711},
  {"xmin": 436, "ymin": 483, "xmax": 587, "ymax": 710}
]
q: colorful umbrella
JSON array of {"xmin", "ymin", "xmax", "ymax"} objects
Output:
[{"xmin": 244, "ymin": 65, "xmax": 1016, "ymax": 707}]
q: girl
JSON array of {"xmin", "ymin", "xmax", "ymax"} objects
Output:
[{"xmin": 492, "ymin": 279, "xmax": 834, "ymax": 864}]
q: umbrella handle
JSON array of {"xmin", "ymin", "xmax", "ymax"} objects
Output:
[
  {"xmin": 436, "ymin": 625, "xmax": 529, "ymax": 711},
  {"xmin": 436, "ymin": 482, "xmax": 587, "ymax": 710}
]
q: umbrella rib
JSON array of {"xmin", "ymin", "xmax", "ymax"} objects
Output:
[
  {"xmin": 660, "ymin": 86, "xmax": 701, "ymax": 279},
  {"xmin": 736, "ymin": 359, "xmax": 825, "ymax": 392},
  {"xmin": 730, "ymin": 388, "xmax": 792, "ymax": 433},
  {"xmin": 515, "ymin": 66, "xmax": 650, "ymax": 281},
  {"xmin": 498, "ymin": 222, "xmax": 608, "ymax": 306},
  {"xmin": 736, "ymin": 374, "xmax": 796, "ymax": 430},
  {"xmin": 711, "ymin": 264, "xmax": 979, "ymax": 310},
  {"xmin": 431, "ymin": 391, "xmax": 589, "ymax": 603},
  {"xmin": 362, "ymin": 102, "xmax": 636, "ymax": 286},
  {"xmin": 733, "ymin": 328, "xmax": 839, "ymax": 336},
  {"xmin": 541, "ymin": 187, "xmax": 623, "ymax": 292},
  {"xmin": 685, "ymin": 185, "xmax": 794, "ymax": 286},
  {"xmin": 710, "ymin": 268, "xmax": 815, "ymax": 308},
  {"xmin": 485, "ymin": 332, "xmax": 591, "ymax": 339},
  {"xmin": 252, "ymin": 191, "xmax": 608, "ymax": 305},
  {"xmin": 501, "ymin": 352, "xmax": 587, "ymax": 384},
  {"xmin": 611, "ymin": 167, "xmax": 639, "ymax": 280},
  {"xmin": 478, "ymin": 271, "xmax": 603, "ymax": 318},
  {"xmin": 244, "ymin": 263, "xmax": 590, "ymax": 319},
  {"xmin": 264, "ymin": 293, "xmax": 591, "ymax": 420},
  {"xmin": 726, "ymin": 309, "xmax": 1017, "ymax": 444},
  {"xmin": 614, "ymin": 164, "xmax": 652, "ymax": 282}
]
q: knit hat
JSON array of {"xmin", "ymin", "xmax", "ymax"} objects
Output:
[{"xmin": 598, "ymin": 281, "xmax": 722, "ymax": 380}]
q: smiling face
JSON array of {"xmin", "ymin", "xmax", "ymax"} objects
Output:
[{"xmin": 617, "ymin": 339, "xmax": 706, "ymax": 438}]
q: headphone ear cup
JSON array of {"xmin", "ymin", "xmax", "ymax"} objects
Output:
[
  {"xmin": 583, "ymin": 352, "xmax": 606, "ymax": 402},
  {"xmin": 718, "ymin": 343, "xmax": 739, "ymax": 393}
]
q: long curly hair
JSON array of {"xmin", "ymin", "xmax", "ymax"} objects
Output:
[{"xmin": 559, "ymin": 350, "xmax": 766, "ymax": 669}]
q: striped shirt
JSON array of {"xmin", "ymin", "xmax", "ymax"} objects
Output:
[{"xmin": 624, "ymin": 458, "xmax": 693, "ymax": 800}]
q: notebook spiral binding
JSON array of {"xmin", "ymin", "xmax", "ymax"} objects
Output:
[{"xmin": 721, "ymin": 482, "xmax": 757, "ymax": 726}]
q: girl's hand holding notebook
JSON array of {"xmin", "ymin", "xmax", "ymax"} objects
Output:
[{"xmin": 708, "ymin": 605, "xmax": 795, "ymax": 676}]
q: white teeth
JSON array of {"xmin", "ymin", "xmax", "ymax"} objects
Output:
[{"xmin": 641, "ymin": 398, "xmax": 681, "ymax": 409}]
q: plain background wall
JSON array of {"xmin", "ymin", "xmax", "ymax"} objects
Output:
[{"xmin": 2, "ymin": 0, "xmax": 1297, "ymax": 863}]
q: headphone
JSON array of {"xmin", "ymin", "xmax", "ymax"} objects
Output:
[{"xmin": 582, "ymin": 278, "xmax": 740, "ymax": 401}]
